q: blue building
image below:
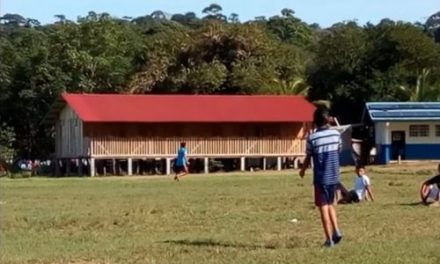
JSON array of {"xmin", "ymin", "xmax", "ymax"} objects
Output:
[{"xmin": 364, "ymin": 102, "xmax": 440, "ymax": 164}]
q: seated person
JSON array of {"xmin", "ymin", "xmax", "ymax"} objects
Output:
[
  {"xmin": 420, "ymin": 164, "xmax": 440, "ymax": 206},
  {"xmin": 338, "ymin": 165, "xmax": 374, "ymax": 204}
]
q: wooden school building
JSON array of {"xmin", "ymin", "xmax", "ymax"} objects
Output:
[{"xmin": 45, "ymin": 93, "xmax": 316, "ymax": 176}]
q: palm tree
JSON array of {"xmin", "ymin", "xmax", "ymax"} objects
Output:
[
  {"xmin": 273, "ymin": 77, "xmax": 309, "ymax": 95},
  {"xmin": 398, "ymin": 68, "xmax": 440, "ymax": 101},
  {"xmin": 272, "ymin": 78, "xmax": 332, "ymax": 110}
]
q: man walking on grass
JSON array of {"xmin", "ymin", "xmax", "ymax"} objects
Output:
[{"xmin": 299, "ymin": 107, "xmax": 343, "ymax": 247}]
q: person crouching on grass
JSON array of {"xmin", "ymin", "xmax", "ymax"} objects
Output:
[
  {"xmin": 173, "ymin": 142, "xmax": 189, "ymax": 181},
  {"xmin": 338, "ymin": 164, "xmax": 375, "ymax": 204},
  {"xmin": 420, "ymin": 163, "xmax": 440, "ymax": 206},
  {"xmin": 299, "ymin": 107, "xmax": 343, "ymax": 248}
]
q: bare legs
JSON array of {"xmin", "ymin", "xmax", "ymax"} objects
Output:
[{"xmin": 318, "ymin": 203, "xmax": 341, "ymax": 245}]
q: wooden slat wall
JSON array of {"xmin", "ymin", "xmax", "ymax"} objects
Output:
[
  {"xmin": 57, "ymin": 116, "xmax": 312, "ymax": 158},
  {"xmin": 90, "ymin": 137, "xmax": 306, "ymax": 158},
  {"xmin": 57, "ymin": 106, "xmax": 88, "ymax": 158}
]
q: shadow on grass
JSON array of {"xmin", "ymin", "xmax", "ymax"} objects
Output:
[
  {"xmin": 398, "ymin": 202, "xmax": 425, "ymax": 206},
  {"xmin": 161, "ymin": 239, "xmax": 276, "ymax": 250},
  {"xmin": 381, "ymin": 201, "xmax": 426, "ymax": 208}
]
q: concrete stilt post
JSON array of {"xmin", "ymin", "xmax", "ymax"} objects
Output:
[
  {"xmin": 240, "ymin": 157, "xmax": 245, "ymax": 172},
  {"xmin": 277, "ymin": 157, "xmax": 282, "ymax": 171},
  {"xmin": 90, "ymin": 158, "xmax": 96, "ymax": 177},
  {"xmin": 204, "ymin": 157, "xmax": 209, "ymax": 174},
  {"xmin": 128, "ymin": 158, "xmax": 133, "ymax": 176},
  {"xmin": 166, "ymin": 158, "xmax": 171, "ymax": 175}
]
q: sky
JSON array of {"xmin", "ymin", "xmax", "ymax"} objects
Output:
[{"xmin": 2, "ymin": 0, "xmax": 439, "ymax": 27}]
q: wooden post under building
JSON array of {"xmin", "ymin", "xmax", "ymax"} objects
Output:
[
  {"xmin": 166, "ymin": 158, "xmax": 171, "ymax": 176},
  {"xmin": 277, "ymin": 157, "xmax": 282, "ymax": 171},
  {"xmin": 128, "ymin": 158, "xmax": 133, "ymax": 176},
  {"xmin": 65, "ymin": 159, "xmax": 70, "ymax": 176},
  {"xmin": 90, "ymin": 158, "xmax": 95, "ymax": 177},
  {"xmin": 78, "ymin": 158, "xmax": 83, "ymax": 176},
  {"xmin": 204, "ymin": 157, "xmax": 209, "ymax": 174}
]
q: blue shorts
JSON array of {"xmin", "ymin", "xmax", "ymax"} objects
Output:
[{"xmin": 314, "ymin": 184, "xmax": 338, "ymax": 206}]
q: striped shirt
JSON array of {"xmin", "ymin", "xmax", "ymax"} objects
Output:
[{"xmin": 306, "ymin": 127, "xmax": 342, "ymax": 185}]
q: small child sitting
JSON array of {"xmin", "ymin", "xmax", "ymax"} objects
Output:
[
  {"xmin": 420, "ymin": 163, "xmax": 440, "ymax": 206},
  {"xmin": 338, "ymin": 164, "xmax": 375, "ymax": 204}
]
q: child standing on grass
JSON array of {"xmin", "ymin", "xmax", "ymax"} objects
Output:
[{"xmin": 299, "ymin": 107, "xmax": 343, "ymax": 247}]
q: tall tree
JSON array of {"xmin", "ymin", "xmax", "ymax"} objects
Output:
[
  {"xmin": 398, "ymin": 68, "xmax": 440, "ymax": 101},
  {"xmin": 202, "ymin": 3, "xmax": 227, "ymax": 22},
  {"xmin": 281, "ymin": 8, "xmax": 295, "ymax": 17},
  {"xmin": 0, "ymin": 14, "xmax": 27, "ymax": 26},
  {"xmin": 151, "ymin": 10, "xmax": 166, "ymax": 20},
  {"xmin": 308, "ymin": 21, "xmax": 373, "ymax": 122},
  {"xmin": 229, "ymin": 13, "xmax": 240, "ymax": 23},
  {"xmin": 425, "ymin": 11, "xmax": 440, "ymax": 42},
  {"xmin": 309, "ymin": 20, "xmax": 440, "ymax": 123},
  {"xmin": 266, "ymin": 12, "xmax": 314, "ymax": 47}
]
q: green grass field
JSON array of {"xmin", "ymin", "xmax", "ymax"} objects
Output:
[{"xmin": 1, "ymin": 163, "xmax": 440, "ymax": 264}]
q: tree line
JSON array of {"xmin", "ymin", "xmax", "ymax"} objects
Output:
[{"xmin": 1, "ymin": 4, "xmax": 440, "ymax": 160}]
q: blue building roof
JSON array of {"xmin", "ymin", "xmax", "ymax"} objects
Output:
[{"xmin": 365, "ymin": 102, "xmax": 440, "ymax": 121}]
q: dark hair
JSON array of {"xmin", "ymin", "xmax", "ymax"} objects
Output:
[
  {"xmin": 356, "ymin": 164, "xmax": 365, "ymax": 170},
  {"xmin": 313, "ymin": 107, "xmax": 330, "ymax": 127},
  {"xmin": 180, "ymin": 142, "xmax": 186, "ymax": 148}
]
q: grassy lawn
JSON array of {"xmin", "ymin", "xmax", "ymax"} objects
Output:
[{"xmin": 1, "ymin": 163, "xmax": 440, "ymax": 263}]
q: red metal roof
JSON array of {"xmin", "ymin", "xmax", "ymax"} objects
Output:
[{"xmin": 61, "ymin": 93, "xmax": 315, "ymax": 123}]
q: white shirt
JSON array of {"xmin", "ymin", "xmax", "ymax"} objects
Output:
[
  {"xmin": 428, "ymin": 185, "xmax": 440, "ymax": 200},
  {"xmin": 354, "ymin": 175, "xmax": 371, "ymax": 200}
]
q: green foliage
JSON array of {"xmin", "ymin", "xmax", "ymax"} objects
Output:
[
  {"xmin": 230, "ymin": 57, "xmax": 276, "ymax": 94},
  {"xmin": 398, "ymin": 68, "xmax": 440, "ymax": 101},
  {"xmin": 150, "ymin": 22, "xmax": 284, "ymax": 94},
  {"xmin": 202, "ymin": 3, "xmax": 227, "ymax": 21},
  {"xmin": 308, "ymin": 21, "xmax": 370, "ymax": 122},
  {"xmin": 425, "ymin": 11, "xmax": 440, "ymax": 42},
  {"xmin": 308, "ymin": 20, "xmax": 440, "ymax": 122},
  {"xmin": 1, "ymin": 8, "xmax": 440, "ymax": 157},
  {"xmin": 0, "ymin": 123, "xmax": 15, "ymax": 161},
  {"xmin": 48, "ymin": 13, "xmax": 143, "ymax": 93},
  {"xmin": 185, "ymin": 60, "xmax": 228, "ymax": 93},
  {"xmin": 266, "ymin": 12, "xmax": 315, "ymax": 47}
]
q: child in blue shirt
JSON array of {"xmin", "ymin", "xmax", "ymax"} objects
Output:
[{"xmin": 174, "ymin": 142, "xmax": 189, "ymax": 181}]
